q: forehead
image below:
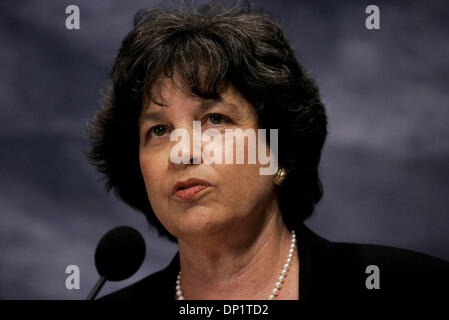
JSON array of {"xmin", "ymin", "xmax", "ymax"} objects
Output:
[
  {"xmin": 143, "ymin": 76, "xmax": 200, "ymax": 110},
  {"xmin": 141, "ymin": 75, "xmax": 252, "ymax": 115}
]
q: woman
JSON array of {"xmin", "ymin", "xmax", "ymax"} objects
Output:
[{"xmin": 87, "ymin": 3, "xmax": 449, "ymax": 300}]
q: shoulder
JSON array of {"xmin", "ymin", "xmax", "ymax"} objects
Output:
[
  {"xmin": 97, "ymin": 253, "xmax": 179, "ymax": 301},
  {"xmin": 335, "ymin": 241, "xmax": 449, "ymax": 297},
  {"xmin": 97, "ymin": 269, "xmax": 168, "ymax": 301},
  {"xmin": 296, "ymin": 225, "xmax": 449, "ymax": 298}
]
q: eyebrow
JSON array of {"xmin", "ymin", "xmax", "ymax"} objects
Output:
[{"xmin": 139, "ymin": 99, "xmax": 238, "ymax": 124}]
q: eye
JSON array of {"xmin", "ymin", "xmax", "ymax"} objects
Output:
[
  {"xmin": 204, "ymin": 113, "xmax": 229, "ymax": 125},
  {"xmin": 148, "ymin": 125, "xmax": 168, "ymax": 138}
]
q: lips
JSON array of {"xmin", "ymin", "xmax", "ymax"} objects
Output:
[{"xmin": 172, "ymin": 178, "xmax": 212, "ymax": 201}]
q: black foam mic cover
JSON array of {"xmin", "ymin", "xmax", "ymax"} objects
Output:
[{"xmin": 94, "ymin": 226, "xmax": 146, "ymax": 281}]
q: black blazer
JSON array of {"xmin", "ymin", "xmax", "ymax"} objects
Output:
[{"xmin": 99, "ymin": 224, "xmax": 449, "ymax": 300}]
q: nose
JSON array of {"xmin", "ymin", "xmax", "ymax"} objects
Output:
[{"xmin": 168, "ymin": 120, "xmax": 202, "ymax": 167}]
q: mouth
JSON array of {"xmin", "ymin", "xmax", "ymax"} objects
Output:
[{"xmin": 172, "ymin": 178, "xmax": 212, "ymax": 201}]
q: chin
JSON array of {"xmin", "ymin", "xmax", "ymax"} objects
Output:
[{"xmin": 176, "ymin": 206, "xmax": 232, "ymax": 237}]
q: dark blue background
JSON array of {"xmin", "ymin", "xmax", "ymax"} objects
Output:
[{"xmin": 0, "ymin": 0, "xmax": 448, "ymax": 299}]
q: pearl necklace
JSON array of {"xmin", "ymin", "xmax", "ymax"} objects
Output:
[{"xmin": 175, "ymin": 230, "xmax": 296, "ymax": 300}]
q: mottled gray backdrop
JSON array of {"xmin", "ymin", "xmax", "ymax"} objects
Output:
[{"xmin": 0, "ymin": 0, "xmax": 448, "ymax": 299}]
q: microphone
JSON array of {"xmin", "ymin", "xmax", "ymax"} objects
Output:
[{"xmin": 86, "ymin": 226, "xmax": 146, "ymax": 300}]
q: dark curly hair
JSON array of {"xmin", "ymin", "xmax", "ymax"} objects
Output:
[{"xmin": 86, "ymin": 2, "xmax": 328, "ymax": 242}]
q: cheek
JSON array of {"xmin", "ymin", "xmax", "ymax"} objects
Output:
[
  {"xmin": 212, "ymin": 163, "xmax": 273, "ymax": 223},
  {"xmin": 218, "ymin": 162, "xmax": 273, "ymax": 203},
  {"xmin": 203, "ymin": 128, "xmax": 274, "ymax": 194},
  {"xmin": 139, "ymin": 151, "xmax": 166, "ymax": 202}
]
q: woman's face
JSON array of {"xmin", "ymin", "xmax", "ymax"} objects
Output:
[{"xmin": 139, "ymin": 76, "xmax": 276, "ymax": 239}]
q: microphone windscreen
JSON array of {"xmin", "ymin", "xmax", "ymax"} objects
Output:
[{"xmin": 94, "ymin": 226, "xmax": 146, "ymax": 281}]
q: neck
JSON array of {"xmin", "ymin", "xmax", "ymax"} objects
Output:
[{"xmin": 176, "ymin": 197, "xmax": 298, "ymax": 299}]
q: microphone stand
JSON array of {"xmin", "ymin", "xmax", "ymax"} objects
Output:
[{"xmin": 86, "ymin": 276, "xmax": 107, "ymax": 300}]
